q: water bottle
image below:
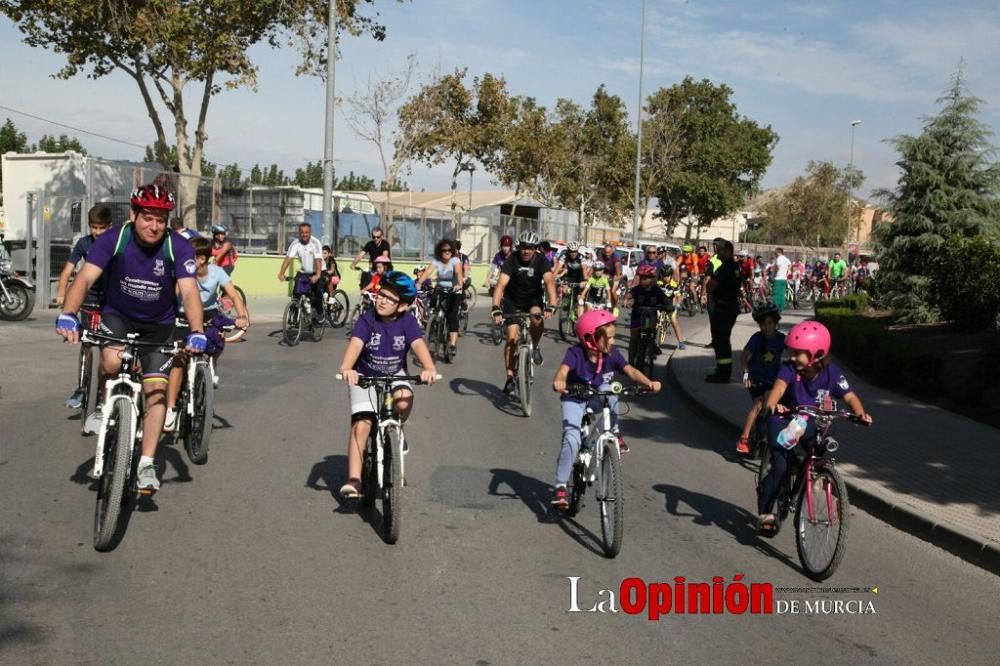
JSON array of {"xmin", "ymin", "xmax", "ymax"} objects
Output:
[{"xmin": 777, "ymin": 414, "xmax": 808, "ymax": 449}]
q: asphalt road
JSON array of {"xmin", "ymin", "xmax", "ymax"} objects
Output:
[{"xmin": 1, "ymin": 307, "xmax": 998, "ymax": 664}]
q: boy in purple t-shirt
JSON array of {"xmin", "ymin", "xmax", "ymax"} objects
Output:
[
  {"xmin": 756, "ymin": 320, "xmax": 872, "ymax": 536},
  {"xmin": 549, "ymin": 310, "xmax": 661, "ymax": 509},
  {"xmin": 337, "ymin": 271, "xmax": 438, "ymax": 499}
]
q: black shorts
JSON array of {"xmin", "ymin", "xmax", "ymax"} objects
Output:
[
  {"xmin": 98, "ymin": 312, "xmax": 176, "ymax": 381},
  {"xmin": 748, "ymin": 383, "xmax": 772, "ymax": 400},
  {"xmin": 501, "ymin": 299, "xmax": 543, "ymax": 328}
]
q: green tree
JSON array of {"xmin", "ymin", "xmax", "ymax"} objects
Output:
[
  {"xmin": 0, "ymin": 118, "xmax": 31, "ymax": 205},
  {"xmin": 380, "ymin": 178, "xmax": 408, "ymax": 191},
  {"xmin": 34, "ymin": 133, "xmax": 87, "ymax": 154},
  {"xmin": 648, "ymin": 77, "xmax": 778, "ymax": 240},
  {"xmin": 760, "ymin": 161, "xmax": 865, "ymax": 247},
  {"xmin": 337, "ymin": 171, "xmax": 376, "ymax": 191},
  {"xmin": 1, "ymin": 0, "xmax": 394, "ymax": 225},
  {"xmin": 396, "ymin": 68, "xmax": 514, "ymax": 210},
  {"xmin": 494, "ymin": 96, "xmax": 568, "ymax": 208},
  {"xmin": 292, "ymin": 160, "xmax": 325, "ymax": 188},
  {"xmin": 219, "ymin": 163, "xmax": 244, "ymax": 189},
  {"xmin": 874, "ymin": 67, "xmax": 1000, "ymax": 323}
]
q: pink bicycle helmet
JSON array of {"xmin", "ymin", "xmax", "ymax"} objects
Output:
[
  {"xmin": 785, "ymin": 320, "xmax": 831, "ymax": 366},
  {"xmin": 575, "ymin": 309, "xmax": 617, "ymax": 351}
]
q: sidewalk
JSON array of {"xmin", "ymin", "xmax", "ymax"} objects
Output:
[{"xmin": 666, "ymin": 311, "xmax": 1000, "ymax": 576}]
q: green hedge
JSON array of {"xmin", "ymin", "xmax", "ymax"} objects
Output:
[{"xmin": 815, "ymin": 309, "xmax": 943, "ymax": 397}]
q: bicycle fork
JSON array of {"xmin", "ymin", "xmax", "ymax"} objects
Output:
[
  {"xmin": 803, "ymin": 459, "xmax": 837, "ymax": 525},
  {"xmin": 93, "ymin": 377, "xmax": 141, "ymax": 478}
]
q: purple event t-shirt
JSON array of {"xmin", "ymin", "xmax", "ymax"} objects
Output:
[
  {"xmin": 561, "ymin": 345, "xmax": 628, "ymax": 400},
  {"xmin": 776, "ymin": 360, "xmax": 853, "ymax": 408},
  {"xmin": 85, "ymin": 226, "xmax": 197, "ymax": 325},
  {"xmin": 351, "ymin": 310, "xmax": 423, "ymax": 376}
]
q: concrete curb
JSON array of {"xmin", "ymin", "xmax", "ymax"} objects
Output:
[{"xmin": 664, "ymin": 353, "xmax": 1000, "ymax": 577}]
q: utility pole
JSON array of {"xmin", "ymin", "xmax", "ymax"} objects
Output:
[
  {"xmin": 630, "ymin": 0, "xmax": 647, "ymax": 247},
  {"xmin": 321, "ymin": 0, "xmax": 338, "ymax": 248},
  {"xmin": 847, "ymin": 119, "xmax": 861, "ymax": 243}
]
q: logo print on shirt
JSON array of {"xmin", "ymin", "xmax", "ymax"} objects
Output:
[
  {"xmin": 153, "ymin": 259, "xmax": 165, "ymax": 277},
  {"xmin": 393, "ymin": 335, "xmax": 406, "ymax": 351},
  {"xmin": 517, "ymin": 266, "xmax": 535, "ymax": 277},
  {"xmin": 837, "ymin": 376, "xmax": 850, "ymax": 391},
  {"xmin": 184, "ymin": 259, "xmax": 197, "ymax": 275},
  {"xmin": 367, "ymin": 332, "xmax": 382, "ymax": 350}
]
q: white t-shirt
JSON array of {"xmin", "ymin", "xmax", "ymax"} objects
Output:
[
  {"xmin": 286, "ymin": 237, "xmax": 323, "ymax": 273},
  {"xmin": 774, "ymin": 254, "xmax": 791, "ymax": 280}
]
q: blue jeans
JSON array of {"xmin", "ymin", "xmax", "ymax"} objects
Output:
[
  {"xmin": 756, "ymin": 415, "xmax": 818, "ymax": 515},
  {"xmin": 555, "ymin": 386, "xmax": 618, "ymax": 485}
]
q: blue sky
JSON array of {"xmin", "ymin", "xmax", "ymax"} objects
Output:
[{"xmin": 2, "ymin": 0, "xmax": 999, "ymax": 200}]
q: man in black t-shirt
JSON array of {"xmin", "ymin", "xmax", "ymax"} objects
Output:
[
  {"xmin": 491, "ymin": 232, "xmax": 558, "ymax": 395},
  {"xmin": 705, "ymin": 240, "xmax": 743, "ymax": 383},
  {"xmin": 350, "ymin": 226, "xmax": 392, "ymax": 286}
]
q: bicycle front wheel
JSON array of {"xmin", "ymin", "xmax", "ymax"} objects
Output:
[
  {"xmin": 382, "ymin": 426, "xmax": 404, "ymax": 545},
  {"xmin": 93, "ymin": 398, "xmax": 135, "ymax": 552},
  {"xmin": 517, "ymin": 346, "xmax": 533, "ymax": 417},
  {"xmin": 361, "ymin": 434, "xmax": 377, "ymax": 509},
  {"xmin": 311, "ymin": 312, "xmax": 327, "ymax": 342},
  {"xmin": 426, "ymin": 315, "xmax": 441, "ymax": 361},
  {"xmin": 184, "ymin": 361, "xmax": 214, "ymax": 465},
  {"xmin": 597, "ymin": 440, "xmax": 624, "ymax": 558},
  {"xmin": 282, "ymin": 300, "xmax": 303, "ymax": 346},
  {"xmin": 328, "ymin": 290, "xmax": 350, "ymax": 327},
  {"xmin": 795, "ymin": 465, "xmax": 850, "ymax": 581}
]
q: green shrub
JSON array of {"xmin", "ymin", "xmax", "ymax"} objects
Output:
[
  {"xmin": 814, "ymin": 293, "xmax": 869, "ymax": 314},
  {"xmin": 929, "ymin": 235, "xmax": 1000, "ymax": 331}
]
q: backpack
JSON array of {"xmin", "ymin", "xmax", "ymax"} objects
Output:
[{"xmin": 110, "ymin": 223, "xmax": 176, "ymax": 275}]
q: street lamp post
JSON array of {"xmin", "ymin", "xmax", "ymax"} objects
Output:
[
  {"xmin": 847, "ymin": 119, "xmax": 861, "ymax": 242},
  {"xmin": 630, "ymin": 0, "xmax": 647, "ymax": 247},
  {"xmin": 321, "ymin": 0, "xmax": 338, "ymax": 249}
]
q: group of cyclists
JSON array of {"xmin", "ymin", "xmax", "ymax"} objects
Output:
[{"xmin": 52, "ymin": 182, "xmax": 873, "ymax": 545}]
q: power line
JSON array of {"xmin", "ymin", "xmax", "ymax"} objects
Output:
[
  {"xmin": 0, "ymin": 103, "xmax": 146, "ymax": 149},
  {"xmin": 0, "ymin": 103, "xmax": 373, "ymax": 177}
]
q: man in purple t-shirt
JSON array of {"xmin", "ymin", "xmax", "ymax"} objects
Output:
[{"xmin": 56, "ymin": 184, "xmax": 205, "ymax": 493}]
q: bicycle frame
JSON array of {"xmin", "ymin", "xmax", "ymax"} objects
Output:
[
  {"xmin": 371, "ymin": 381, "xmax": 406, "ymax": 489},
  {"xmin": 781, "ymin": 407, "xmax": 858, "ymax": 524}
]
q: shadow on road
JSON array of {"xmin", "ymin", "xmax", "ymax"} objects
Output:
[
  {"xmin": 488, "ymin": 468, "xmax": 554, "ymax": 524},
  {"xmin": 653, "ymin": 482, "xmax": 806, "ymax": 576},
  {"xmin": 450, "ymin": 377, "xmax": 523, "ymax": 416}
]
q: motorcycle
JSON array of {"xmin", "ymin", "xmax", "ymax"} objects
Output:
[{"xmin": 0, "ymin": 238, "xmax": 36, "ymax": 321}]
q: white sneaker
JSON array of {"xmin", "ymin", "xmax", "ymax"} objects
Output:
[
  {"xmin": 136, "ymin": 461, "xmax": 160, "ymax": 492},
  {"xmin": 83, "ymin": 405, "xmax": 104, "ymax": 435},
  {"xmin": 212, "ymin": 372, "xmax": 220, "ymax": 388},
  {"xmin": 163, "ymin": 408, "xmax": 178, "ymax": 432}
]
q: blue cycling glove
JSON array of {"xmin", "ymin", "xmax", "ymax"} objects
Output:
[
  {"xmin": 56, "ymin": 313, "xmax": 81, "ymax": 332},
  {"xmin": 185, "ymin": 331, "xmax": 208, "ymax": 352}
]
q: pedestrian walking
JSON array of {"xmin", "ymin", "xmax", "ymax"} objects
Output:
[
  {"xmin": 705, "ymin": 240, "xmax": 743, "ymax": 383},
  {"xmin": 772, "ymin": 247, "xmax": 791, "ymax": 311}
]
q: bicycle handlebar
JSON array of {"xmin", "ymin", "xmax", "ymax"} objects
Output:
[
  {"xmin": 335, "ymin": 373, "xmax": 442, "ymax": 386},
  {"xmin": 789, "ymin": 404, "xmax": 868, "ymax": 425},
  {"xmin": 565, "ymin": 382, "xmax": 652, "ymax": 398},
  {"xmin": 81, "ymin": 329, "xmax": 181, "ymax": 354}
]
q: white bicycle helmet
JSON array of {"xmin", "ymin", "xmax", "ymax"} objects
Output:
[
  {"xmin": 517, "ymin": 231, "xmax": 540, "ymax": 247},
  {"xmin": 566, "ymin": 241, "xmax": 579, "ymax": 252},
  {"xmin": 592, "ymin": 260, "xmax": 606, "ymax": 271}
]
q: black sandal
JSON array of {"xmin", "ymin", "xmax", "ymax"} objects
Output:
[{"xmin": 757, "ymin": 514, "xmax": 779, "ymax": 537}]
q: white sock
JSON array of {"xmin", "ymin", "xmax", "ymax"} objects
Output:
[{"xmin": 139, "ymin": 456, "xmax": 154, "ymax": 468}]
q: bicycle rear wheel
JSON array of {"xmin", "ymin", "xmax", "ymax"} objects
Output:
[
  {"xmin": 558, "ymin": 302, "xmax": 571, "ymax": 342},
  {"xmin": 597, "ymin": 440, "xmax": 624, "ymax": 558},
  {"xmin": 795, "ymin": 465, "xmax": 850, "ymax": 581},
  {"xmin": 382, "ymin": 426, "xmax": 404, "ymax": 544},
  {"xmin": 282, "ymin": 300, "xmax": 303, "ymax": 346},
  {"xmin": 184, "ymin": 361, "xmax": 214, "ymax": 465},
  {"xmin": 517, "ymin": 346, "xmax": 533, "ymax": 417},
  {"xmin": 93, "ymin": 398, "xmax": 134, "ymax": 552},
  {"xmin": 327, "ymin": 290, "xmax": 350, "ymax": 328},
  {"xmin": 80, "ymin": 344, "xmax": 101, "ymax": 430}
]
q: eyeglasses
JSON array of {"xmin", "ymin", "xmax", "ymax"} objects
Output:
[{"xmin": 374, "ymin": 290, "xmax": 400, "ymax": 304}]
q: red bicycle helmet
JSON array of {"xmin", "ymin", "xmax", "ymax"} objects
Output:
[
  {"xmin": 785, "ymin": 320, "xmax": 831, "ymax": 366},
  {"xmin": 130, "ymin": 184, "xmax": 175, "ymax": 211},
  {"xmin": 500, "ymin": 235, "xmax": 514, "ymax": 247},
  {"xmin": 575, "ymin": 309, "xmax": 617, "ymax": 351}
]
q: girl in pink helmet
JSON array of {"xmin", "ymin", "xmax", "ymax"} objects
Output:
[
  {"xmin": 756, "ymin": 320, "xmax": 872, "ymax": 536},
  {"xmin": 549, "ymin": 309, "xmax": 661, "ymax": 509}
]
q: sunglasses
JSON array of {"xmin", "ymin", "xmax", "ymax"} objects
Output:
[{"xmin": 372, "ymin": 234, "xmax": 383, "ymax": 240}]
